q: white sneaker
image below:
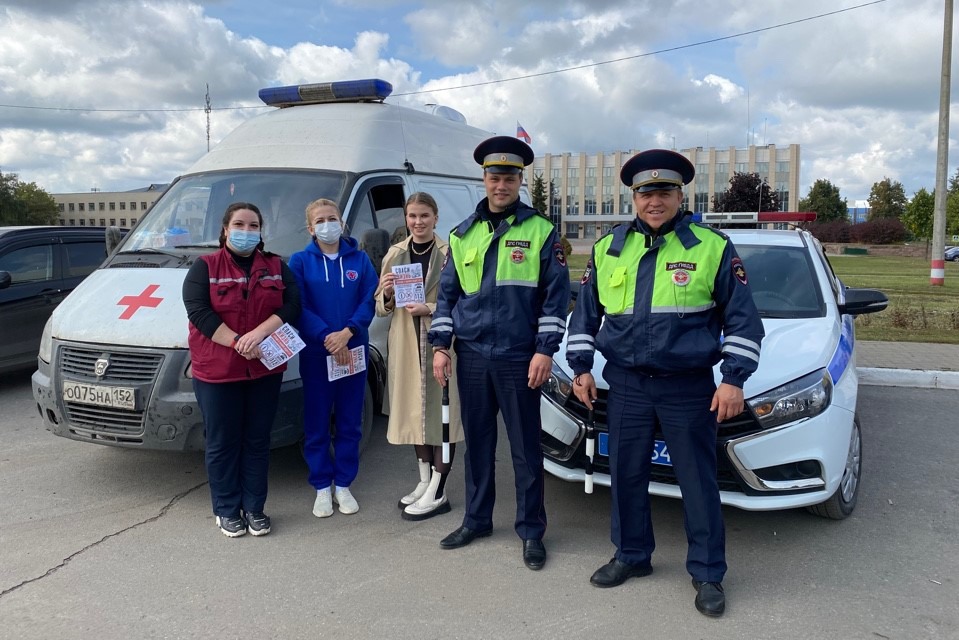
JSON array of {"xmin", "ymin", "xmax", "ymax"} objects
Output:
[
  {"xmin": 333, "ymin": 486, "xmax": 359, "ymax": 515},
  {"xmin": 313, "ymin": 488, "xmax": 333, "ymax": 518}
]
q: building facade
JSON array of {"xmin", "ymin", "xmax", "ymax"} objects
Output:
[
  {"xmin": 53, "ymin": 184, "xmax": 168, "ymax": 228},
  {"xmin": 526, "ymin": 144, "xmax": 801, "ymax": 241}
]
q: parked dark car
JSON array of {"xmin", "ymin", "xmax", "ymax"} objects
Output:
[
  {"xmin": 0, "ymin": 226, "xmax": 111, "ymax": 374},
  {"xmin": 945, "ymin": 246, "xmax": 959, "ymax": 262}
]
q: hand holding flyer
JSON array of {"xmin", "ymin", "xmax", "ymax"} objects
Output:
[
  {"xmin": 258, "ymin": 323, "xmax": 306, "ymax": 370},
  {"xmin": 392, "ymin": 263, "xmax": 425, "ymax": 307},
  {"xmin": 327, "ymin": 345, "xmax": 367, "ymax": 381}
]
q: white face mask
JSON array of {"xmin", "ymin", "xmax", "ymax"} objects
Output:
[{"xmin": 313, "ymin": 221, "xmax": 343, "ymax": 245}]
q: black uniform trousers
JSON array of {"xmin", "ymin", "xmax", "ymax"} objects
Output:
[
  {"xmin": 604, "ymin": 362, "xmax": 727, "ymax": 583},
  {"xmin": 456, "ymin": 347, "xmax": 547, "ymax": 540},
  {"xmin": 193, "ymin": 373, "xmax": 283, "ymax": 518}
]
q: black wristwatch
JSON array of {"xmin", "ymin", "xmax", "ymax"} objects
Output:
[{"xmin": 347, "ymin": 326, "xmax": 357, "ymax": 336}]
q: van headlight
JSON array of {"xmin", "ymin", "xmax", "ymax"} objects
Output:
[
  {"xmin": 38, "ymin": 318, "xmax": 54, "ymax": 364},
  {"xmin": 748, "ymin": 369, "xmax": 832, "ymax": 429},
  {"xmin": 541, "ymin": 360, "xmax": 573, "ymax": 405}
]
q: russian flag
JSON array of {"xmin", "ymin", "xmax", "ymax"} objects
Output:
[{"xmin": 516, "ymin": 121, "xmax": 532, "ymax": 144}]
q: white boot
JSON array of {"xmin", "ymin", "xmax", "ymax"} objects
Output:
[
  {"xmin": 402, "ymin": 467, "xmax": 451, "ymax": 521},
  {"xmin": 398, "ymin": 460, "xmax": 431, "ymax": 508}
]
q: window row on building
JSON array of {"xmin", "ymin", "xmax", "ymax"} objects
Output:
[
  {"xmin": 59, "ymin": 201, "xmax": 151, "ymax": 213},
  {"xmin": 63, "ymin": 218, "xmax": 137, "ymax": 228}
]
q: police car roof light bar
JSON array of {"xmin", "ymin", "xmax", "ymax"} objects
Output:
[
  {"xmin": 691, "ymin": 211, "xmax": 817, "ymax": 224},
  {"xmin": 259, "ymin": 79, "xmax": 393, "ymax": 107}
]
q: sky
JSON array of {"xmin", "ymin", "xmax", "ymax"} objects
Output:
[{"xmin": 0, "ymin": 0, "xmax": 955, "ymax": 202}]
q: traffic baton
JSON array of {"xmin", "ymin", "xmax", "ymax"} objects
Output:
[
  {"xmin": 442, "ymin": 382, "xmax": 450, "ymax": 464},
  {"xmin": 584, "ymin": 408, "xmax": 596, "ymax": 494}
]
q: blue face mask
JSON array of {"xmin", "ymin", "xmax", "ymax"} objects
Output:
[{"xmin": 228, "ymin": 229, "xmax": 261, "ymax": 253}]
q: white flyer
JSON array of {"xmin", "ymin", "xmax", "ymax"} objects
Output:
[
  {"xmin": 327, "ymin": 345, "xmax": 367, "ymax": 381},
  {"xmin": 258, "ymin": 323, "xmax": 306, "ymax": 371},
  {"xmin": 392, "ymin": 262, "xmax": 425, "ymax": 307}
]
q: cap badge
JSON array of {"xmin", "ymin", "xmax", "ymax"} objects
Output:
[
  {"xmin": 500, "ymin": 154, "xmax": 508, "ymax": 162},
  {"xmin": 651, "ymin": 170, "xmax": 660, "ymax": 178}
]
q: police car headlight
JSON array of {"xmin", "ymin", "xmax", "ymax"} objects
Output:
[
  {"xmin": 38, "ymin": 318, "xmax": 54, "ymax": 364},
  {"xmin": 748, "ymin": 369, "xmax": 832, "ymax": 429},
  {"xmin": 542, "ymin": 360, "xmax": 573, "ymax": 405}
]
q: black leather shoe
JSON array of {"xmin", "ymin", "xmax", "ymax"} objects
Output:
[
  {"xmin": 440, "ymin": 525, "xmax": 492, "ymax": 549},
  {"xmin": 589, "ymin": 557, "xmax": 653, "ymax": 587},
  {"xmin": 522, "ymin": 539, "xmax": 546, "ymax": 570},
  {"xmin": 692, "ymin": 580, "xmax": 725, "ymax": 617}
]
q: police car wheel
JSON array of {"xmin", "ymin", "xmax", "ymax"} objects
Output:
[{"xmin": 806, "ymin": 415, "xmax": 862, "ymax": 520}]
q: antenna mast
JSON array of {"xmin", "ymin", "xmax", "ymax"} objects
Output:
[{"xmin": 205, "ymin": 83, "xmax": 212, "ymax": 152}]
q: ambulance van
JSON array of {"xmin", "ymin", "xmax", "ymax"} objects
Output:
[{"xmin": 31, "ymin": 78, "xmax": 501, "ymax": 451}]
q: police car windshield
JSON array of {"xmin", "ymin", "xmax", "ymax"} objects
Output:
[
  {"xmin": 735, "ymin": 244, "xmax": 825, "ymax": 319},
  {"xmin": 117, "ymin": 170, "xmax": 347, "ymax": 259}
]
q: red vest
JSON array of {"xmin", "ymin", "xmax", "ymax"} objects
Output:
[{"xmin": 188, "ymin": 248, "xmax": 286, "ymax": 383}]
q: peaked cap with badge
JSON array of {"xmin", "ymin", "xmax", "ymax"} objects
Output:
[
  {"xmin": 620, "ymin": 149, "xmax": 695, "ymax": 192},
  {"xmin": 474, "ymin": 136, "xmax": 535, "ymax": 174}
]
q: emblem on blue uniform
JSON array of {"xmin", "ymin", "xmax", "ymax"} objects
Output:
[{"xmin": 731, "ymin": 257, "xmax": 748, "ymax": 285}]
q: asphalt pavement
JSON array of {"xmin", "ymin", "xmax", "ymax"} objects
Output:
[{"xmin": 857, "ymin": 340, "xmax": 959, "ymax": 389}]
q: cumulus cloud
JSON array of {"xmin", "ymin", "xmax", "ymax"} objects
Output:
[{"xmin": 0, "ymin": 0, "xmax": 956, "ymax": 204}]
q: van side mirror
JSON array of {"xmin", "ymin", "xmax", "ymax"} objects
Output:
[
  {"xmin": 105, "ymin": 226, "xmax": 125, "ymax": 254},
  {"xmin": 0, "ymin": 271, "xmax": 10, "ymax": 290},
  {"xmin": 839, "ymin": 287, "xmax": 888, "ymax": 316}
]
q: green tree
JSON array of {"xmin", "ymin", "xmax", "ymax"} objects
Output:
[
  {"xmin": 901, "ymin": 188, "xmax": 935, "ymax": 240},
  {"xmin": 712, "ymin": 172, "xmax": 781, "ymax": 213},
  {"xmin": 15, "ymin": 181, "xmax": 59, "ymax": 225},
  {"xmin": 798, "ymin": 179, "xmax": 848, "ymax": 222},
  {"xmin": 0, "ymin": 172, "xmax": 27, "ymax": 226},
  {"xmin": 867, "ymin": 177, "xmax": 907, "ymax": 220},
  {"xmin": 946, "ymin": 168, "xmax": 959, "ymax": 236},
  {"xmin": 530, "ymin": 172, "xmax": 548, "ymax": 217}
]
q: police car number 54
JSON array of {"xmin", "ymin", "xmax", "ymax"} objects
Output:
[{"xmin": 62, "ymin": 382, "xmax": 135, "ymax": 410}]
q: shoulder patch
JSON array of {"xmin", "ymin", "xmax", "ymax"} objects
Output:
[
  {"xmin": 553, "ymin": 242, "xmax": 567, "ymax": 267},
  {"xmin": 581, "ymin": 258, "xmax": 593, "ymax": 285},
  {"xmin": 732, "ymin": 257, "xmax": 748, "ymax": 285}
]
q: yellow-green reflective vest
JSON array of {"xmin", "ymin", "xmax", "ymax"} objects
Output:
[
  {"xmin": 450, "ymin": 215, "xmax": 554, "ymax": 294},
  {"xmin": 594, "ymin": 224, "xmax": 727, "ymax": 315}
]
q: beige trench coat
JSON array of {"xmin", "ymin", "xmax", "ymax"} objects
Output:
[{"xmin": 374, "ymin": 235, "xmax": 464, "ymax": 446}]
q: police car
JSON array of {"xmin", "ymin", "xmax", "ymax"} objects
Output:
[{"xmin": 540, "ymin": 212, "xmax": 888, "ymax": 519}]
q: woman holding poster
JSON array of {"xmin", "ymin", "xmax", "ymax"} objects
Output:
[
  {"xmin": 289, "ymin": 198, "xmax": 378, "ymax": 518},
  {"xmin": 183, "ymin": 202, "xmax": 301, "ymax": 538},
  {"xmin": 375, "ymin": 192, "xmax": 464, "ymax": 520}
]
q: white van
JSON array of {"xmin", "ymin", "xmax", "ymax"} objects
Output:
[{"xmin": 31, "ymin": 78, "xmax": 510, "ymax": 451}]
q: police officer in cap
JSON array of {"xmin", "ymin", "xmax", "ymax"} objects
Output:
[
  {"xmin": 567, "ymin": 149, "xmax": 764, "ymax": 616},
  {"xmin": 429, "ymin": 135, "xmax": 570, "ymax": 570}
]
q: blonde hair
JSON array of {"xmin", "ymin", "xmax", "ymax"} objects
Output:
[
  {"xmin": 404, "ymin": 192, "xmax": 439, "ymax": 217},
  {"xmin": 304, "ymin": 198, "xmax": 341, "ymax": 226}
]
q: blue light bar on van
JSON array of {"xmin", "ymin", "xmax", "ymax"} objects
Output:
[{"xmin": 258, "ymin": 79, "xmax": 393, "ymax": 107}]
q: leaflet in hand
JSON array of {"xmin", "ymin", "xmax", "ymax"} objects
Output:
[
  {"xmin": 327, "ymin": 345, "xmax": 367, "ymax": 381},
  {"xmin": 392, "ymin": 263, "xmax": 425, "ymax": 307},
  {"xmin": 258, "ymin": 323, "xmax": 306, "ymax": 371}
]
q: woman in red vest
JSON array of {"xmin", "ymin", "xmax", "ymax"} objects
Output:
[{"xmin": 184, "ymin": 202, "xmax": 300, "ymax": 538}]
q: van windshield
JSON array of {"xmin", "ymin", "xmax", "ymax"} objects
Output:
[{"xmin": 118, "ymin": 170, "xmax": 347, "ymax": 258}]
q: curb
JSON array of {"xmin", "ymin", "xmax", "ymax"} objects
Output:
[{"xmin": 858, "ymin": 367, "xmax": 959, "ymax": 390}]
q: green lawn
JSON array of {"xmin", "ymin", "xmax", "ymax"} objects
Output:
[{"xmin": 565, "ymin": 253, "xmax": 959, "ymax": 344}]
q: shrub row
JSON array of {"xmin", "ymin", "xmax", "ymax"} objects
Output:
[{"xmin": 807, "ymin": 218, "xmax": 908, "ymax": 244}]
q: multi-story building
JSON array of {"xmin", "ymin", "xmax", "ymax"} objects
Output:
[
  {"xmin": 53, "ymin": 184, "xmax": 168, "ymax": 228},
  {"xmin": 526, "ymin": 144, "xmax": 800, "ymax": 242}
]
